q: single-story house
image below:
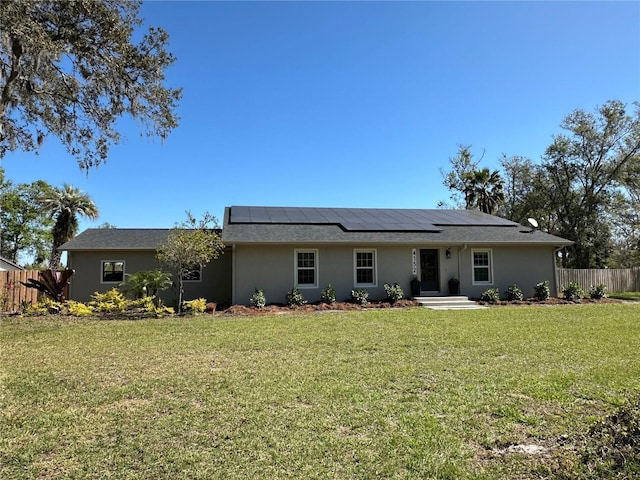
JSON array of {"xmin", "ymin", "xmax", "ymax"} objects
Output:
[
  {"xmin": 59, "ymin": 228, "xmax": 232, "ymax": 305},
  {"xmin": 221, "ymin": 206, "xmax": 572, "ymax": 304},
  {"xmin": 60, "ymin": 206, "xmax": 572, "ymax": 305},
  {"xmin": 0, "ymin": 257, "xmax": 24, "ymax": 271}
]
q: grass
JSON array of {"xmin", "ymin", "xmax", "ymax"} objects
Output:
[
  {"xmin": 1, "ymin": 304, "xmax": 639, "ymax": 479},
  {"xmin": 609, "ymin": 291, "xmax": 640, "ymax": 301}
]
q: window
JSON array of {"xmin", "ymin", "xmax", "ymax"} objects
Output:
[
  {"xmin": 354, "ymin": 249, "xmax": 377, "ymax": 286},
  {"xmin": 472, "ymin": 249, "xmax": 493, "ymax": 284},
  {"xmin": 102, "ymin": 260, "xmax": 124, "ymax": 283},
  {"xmin": 182, "ymin": 264, "xmax": 202, "ymax": 282},
  {"xmin": 295, "ymin": 249, "xmax": 318, "ymax": 288}
]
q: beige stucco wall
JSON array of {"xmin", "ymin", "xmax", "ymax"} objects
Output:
[
  {"xmin": 231, "ymin": 243, "xmax": 559, "ymax": 305},
  {"xmin": 67, "ymin": 249, "xmax": 232, "ymax": 305}
]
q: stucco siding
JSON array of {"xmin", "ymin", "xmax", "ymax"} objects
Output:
[
  {"xmin": 232, "ymin": 244, "xmax": 427, "ymax": 305},
  {"xmin": 67, "ymin": 250, "xmax": 232, "ymax": 305},
  {"xmin": 458, "ymin": 245, "xmax": 558, "ymax": 299},
  {"xmin": 232, "ymin": 244, "xmax": 559, "ymax": 305}
]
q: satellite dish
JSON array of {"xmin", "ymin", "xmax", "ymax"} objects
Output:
[{"xmin": 527, "ymin": 218, "xmax": 539, "ymax": 231}]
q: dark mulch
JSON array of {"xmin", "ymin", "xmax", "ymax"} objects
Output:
[
  {"xmin": 221, "ymin": 299, "xmax": 420, "ymax": 316},
  {"xmin": 220, "ymin": 297, "xmax": 621, "ymax": 316}
]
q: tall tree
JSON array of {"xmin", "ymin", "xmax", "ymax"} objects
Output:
[
  {"xmin": 462, "ymin": 167, "xmax": 504, "ymax": 214},
  {"xmin": 439, "ymin": 145, "xmax": 505, "ymax": 214},
  {"xmin": 0, "ymin": 0, "xmax": 182, "ymax": 170},
  {"xmin": 39, "ymin": 184, "xmax": 99, "ymax": 271},
  {"xmin": 156, "ymin": 212, "xmax": 224, "ymax": 312},
  {"xmin": 0, "ymin": 178, "xmax": 54, "ymax": 265},
  {"xmin": 439, "ymin": 145, "xmax": 480, "ymax": 209},
  {"xmin": 541, "ymin": 100, "xmax": 640, "ymax": 268}
]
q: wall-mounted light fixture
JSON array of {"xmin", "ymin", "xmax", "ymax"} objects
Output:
[{"xmin": 445, "ymin": 248, "xmax": 451, "ymax": 259}]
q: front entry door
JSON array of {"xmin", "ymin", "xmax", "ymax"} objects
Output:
[{"xmin": 420, "ymin": 249, "xmax": 439, "ymax": 292}]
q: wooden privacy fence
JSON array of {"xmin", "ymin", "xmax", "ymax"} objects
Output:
[
  {"xmin": 0, "ymin": 270, "xmax": 42, "ymax": 313},
  {"xmin": 557, "ymin": 267, "xmax": 640, "ymax": 293}
]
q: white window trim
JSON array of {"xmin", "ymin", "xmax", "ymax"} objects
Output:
[
  {"xmin": 294, "ymin": 249, "xmax": 318, "ymax": 289},
  {"xmin": 182, "ymin": 265, "xmax": 203, "ymax": 283},
  {"xmin": 101, "ymin": 260, "xmax": 125, "ymax": 284},
  {"xmin": 471, "ymin": 248, "xmax": 494, "ymax": 285},
  {"xmin": 353, "ymin": 248, "xmax": 377, "ymax": 287}
]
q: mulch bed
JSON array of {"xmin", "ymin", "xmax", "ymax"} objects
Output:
[
  {"xmin": 221, "ymin": 299, "xmax": 420, "ymax": 316},
  {"xmin": 218, "ymin": 297, "xmax": 621, "ymax": 316}
]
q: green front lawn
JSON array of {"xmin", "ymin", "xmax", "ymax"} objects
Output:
[
  {"xmin": 609, "ymin": 291, "xmax": 640, "ymax": 302},
  {"xmin": 2, "ymin": 304, "xmax": 639, "ymax": 479}
]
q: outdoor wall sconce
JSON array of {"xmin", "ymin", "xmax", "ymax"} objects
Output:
[{"xmin": 445, "ymin": 248, "xmax": 451, "ymax": 259}]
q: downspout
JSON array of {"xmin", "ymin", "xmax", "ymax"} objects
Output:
[
  {"xmin": 457, "ymin": 244, "xmax": 468, "ymax": 294},
  {"xmin": 553, "ymin": 246, "xmax": 564, "ymax": 297},
  {"xmin": 231, "ymin": 243, "xmax": 237, "ymax": 305}
]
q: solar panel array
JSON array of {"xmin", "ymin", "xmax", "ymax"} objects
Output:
[{"xmin": 229, "ymin": 206, "xmax": 516, "ymax": 232}]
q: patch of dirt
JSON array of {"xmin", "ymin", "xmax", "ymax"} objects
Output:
[
  {"xmin": 477, "ymin": 297, "xmax": 622, "ymax": 307},
  {"xmin": 220, "ymin": 299, "xmax": 420, "ymax": 316},
  {"xmin": 217, "ymin": 297, "xmax": 621, "ymax": 316}
]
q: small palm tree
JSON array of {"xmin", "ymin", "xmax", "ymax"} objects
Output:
[
  {"xmin": 39, "ymin": 184, "xmax": 99, "ymax": 271},
  {"xmin": 463, "ymin": 168, "xmax": 505, "ymax": 215}
]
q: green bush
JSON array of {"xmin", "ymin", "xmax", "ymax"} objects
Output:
[
  {"xmin": 321, "ymin": 284, "xmax": 336, "ymax": 304},
  {"xmin": 589, "ymin": 284, "xmax": 607, "ymax": 300},
  {"xmin": 384, "ymin": 282, "xmax": 404, "ymax": 304},
  {"xmin": 504, "ymin": 284, "xmax": 524, "ymax": 301},
  {"xmin": 480, "ymin": 288, "xmax": 500, "ymax": 303},
  {"xmin": 534, "ymin": 280, "xmax": 551, "ymax": 301},
  {"xmin": 250, "ymin": 289, "xmax": 266, "ymax": 308},
  {"xmin": 286, "ymin": 286, "xmax": 306, "ymax": 307},
  {"xmin": 119, "ymin": 269, "xmax": 172, "ymax": 298},
  {"xmin": 182, "ymin": 297, "xmax": 207, "ymax": 314},
  {"xmin": 90, "ymin": 288, "xmax": 127, "ymax": 312},
  {"xmin": 351, "ymin": 289, "xmax": 369, "ymax": 306},
  {"xmin": 563, "ymin": 282, "xmax": 584, "ymax": 302}
]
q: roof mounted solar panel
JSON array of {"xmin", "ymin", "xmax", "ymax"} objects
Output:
[{"xmin": 229, "ymin": 206, "xmax": 517, "ymax": 230}]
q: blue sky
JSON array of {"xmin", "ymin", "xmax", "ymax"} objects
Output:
[{"xmin": 3, "ymin": 1, "xmax": 639, "ymax": 232}]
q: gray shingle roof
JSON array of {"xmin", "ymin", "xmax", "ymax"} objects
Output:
[
  {"xmin": 222, "ymin": 206, "xmax": 573, "ymax": 246},
  {"xmin": 59, "ymin": 229, "xmax": 171, "ymax": 251}
]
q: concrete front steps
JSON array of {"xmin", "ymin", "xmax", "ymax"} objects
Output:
[{"xmin": 414, "ymin": 295, "xmax": 486, "ymax": 310}]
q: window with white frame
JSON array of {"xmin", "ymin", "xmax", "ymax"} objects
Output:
[
  {"xmin": 182, "ymin": 264, "xmax": 202, "ymax": 282},
  {"xmin": 472, "ymin": 249, "xmax": 493, "ymax": 284},
  {"xmin": 102, "ymin": 260, "xmax": 124, "ymax": 283},
  {"xmin": 354, "ymin": 249, "xmax": 377, "ymax": 286},
  {"xmin": 295, "ymin": 249, "xmax": 318, "ymax": 287}
]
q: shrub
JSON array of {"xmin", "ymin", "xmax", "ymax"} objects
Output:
[
  {"xmin": 286, "ymin": 286, "xmax": 306, "ymax": 307},
  {"xmin": 131, "ymin": 296, "xmax": 156, "ymax": 311},
  {"xmin": 504, "ymin": 284, "xmax": 524, "ymax": 301},
  {"xmin": 182, "ymin": 297, "xmax": 207, "ymax": 314},
  {"xmin": 250, "ymin": 289, "xmax": 266, "ymax": 308},
  {"xmin": 25, "ymin": 297, "xmax": 62, "ymax": 315},
  {"xmin": 351, "ymin": 289, "xmax": 369, "ymax": 306},
  {"xmin": 480, "ymin": 288, "xmax": 500, "ymax": 303},
  {"xmin": 119, "ymin": 269, "xmax": 172, "ymax": 298},
  {"xmin": 321, "ymin": 284, "xmax": 336, "ymax": 304},
  {"xmin": 534, "ymin": 280, "xmax": 551, "ymax": 301},
  {"xmin": 132, "ymin": 297, "xmax": 174, "ymax": 317},
  {"xmin": 563, "ymin": 282, "xmax": 584, "ymax": 302},
  {"xmin": 66, "ymin": 300, "xmax": 94, "ymax": 317},
  {"xmin": 384, "ymin": 282, "xmax": 404, "ymax": 304},
  {"xmin": 589, "ymin": 284, "xmax": 607, "ymax": 300},
  {"xmin": 90, "ymin": 288, "xmax": 127, "ymax": 312}
]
